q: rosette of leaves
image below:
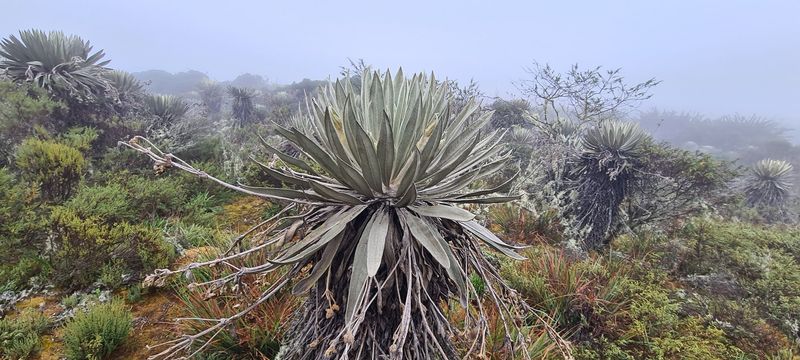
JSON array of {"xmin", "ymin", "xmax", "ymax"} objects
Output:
[
  {"xmin": 0, "ymin": 29, "xmax": 111, "ymax": 102},
  {"xmin": 145, "ymin": 94, "xmax": 190, "ymax": 126},
  {"xmin": 228, "ymin": 86, "xmax": 255, "ymax": 127},
  {"xmin": 572, "ymin": 121, "xmax": 647, "ymax": 250},
  {"xmin": 105, "ymin": 70, "xmax": 142, "ymax": 99},
  {"xmin": 124, "ymin": 69, "xmax": 542, "ymax": 359},
  {"xmin": 745, "ymin": 159, "xmax": 793, "ymax": 207}
]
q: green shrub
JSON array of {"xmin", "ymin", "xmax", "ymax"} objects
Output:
[
  {"xmin": 126, "ymin": 284, "xmax": 143, "ymax": 303},
  {"xmin": 0, "ymin": 81, "xmax": 62, "ymax": 165},
  {"xmin": 0, "ymin": 255, "xmax": 49, "ymax": 292},
  {"xmin": 503, "ymin": 244, "xmax": 745, "ymax": 359},
  {"xmin": 180, "ymin": 192, "xmax": 221, "ymax": 226},
  {"xmin": 616, "ymin": 279, "xmax": 741, "ymax": 359},
  {"xmin": 64, "ymin": 183, "xmax": 133, "ymax": 223},
  {"xmin": 469, "ymin": 273, "xmax": 486, "ymax": 298},
  {"xmin": 0, "ymin": 167, "xmax": 49, "ymax": 290},
  {"xmin": 177, "ymin": 160, "xmax": 234, "ymax": 200},
  {"xmin": 97, "ymin": 147, "xmax": 153, "ymax": 172},
  {"xmin": 677, "ymin": 218, "xmax": 800, "ymax": 353},
  {"xmin": 98, "ymin": 261, "xmax": 126, "ymax": 289},
  {"xmin": 624, "ymin": 141, "xmax": 738, "ymax": 231},
  {"xmin": 0, "ymin": 308, "xmax": 49, "ymax": 359},
  {"xmin": 59, "ymin": 127, "xmax": 100, "ymax": 154},
  {"xmin": 62, "ymin": 293, "xmax": 81, "ymax": 309},
  {"xmin": 124, "ymin": 175, "xmax": 187, "ymax": 218},
  {"xmin": 62, "ymin": 300, "xmax": 132, "ymax": 360},
  {"xmin": 49, "ymin": 206, "xmax": 175, "ymax": 289},
  {"xmin": 15, "ymin": 137, "xmax": 86, "ymax": 201}
]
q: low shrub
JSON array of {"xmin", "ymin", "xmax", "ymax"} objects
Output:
[
  {"xmin": 123, "ymin": 175, "xmax": 187, "ymax": 219},
  {"xmin": 49, "ymin": 206, "xmax": 175, "ymax": 289},
  {"xmin": 503, "ymin": 244, "xmax": 745, "ymax": 359},
  {"xmin": 98, "ymin": 260, "xmax": 126, "ymax": 289},
  {"xmin": 15, "ymin": 137, "xmax": 87, "ymax": 202},
  {"xmin": 0, "ymin": 308, "xmax": 49, "ymax": 359},
  {"xmin": 64, "ymin": 183, "xmax": 133, "ymax": 223},
  {"xmin": 180, "ymin": 192, "xmax": 222, "ymax": 226},
  {"xmin": 0, "ymin": 81, "xmax": 62, "ymax": 166},
  {"xmin": 0, "ymin": 167, "xmax": 49, "ymax": 290},
  {"xmin": 62, "ymin": 293, "xmax": 81, "ymax": 309},
  {"xmin": 126, "ymin": 284, "xmax": 143, "ymax": 303},
  {"xmin": 59, "ymin": 127, "xmax": 100, "ymax": 154},
  {"xmin": 177, "ymin": 159, "xmax": 235, "ymax": 201},
  {"xmin": 0, "ymin": 255, "xmax": 49, "ymax": 292},
  {"xmin": 676, "ymin": 218, "xmax": 800, "ymax": 354},
  {"xmin": 62, "ymin": 300, "xmax": 132, "ymax": 360}
]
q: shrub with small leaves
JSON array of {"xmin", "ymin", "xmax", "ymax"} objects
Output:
[
  {"xmin": 0, "ymin": 168, "xmax": 48, "ymax": 289},
  {"xmin": 15, "ymin": 137, "xmax": 86, "ymax": 201},
  {"xmin": 64, "ymin": 183, "xmax": 133, "ymax": 222},
  {"xmin": 62, "ymin": 300, "xmax": 132, "ymax": 360},
  {"xmin": 49, "ymin": 206, "xmax": 175, "ymax": 289},
  {"xmin": 126, "ymin": 284, "xmax": 143, "ymax": 303},
  {"xmin": 123, "ymin": 175, "xmax": 187, "ymax": 219},
  {"xmin": 98, "ymin": 260, "xmax": 126, "ymax": 289},
  {"xmin": 0, "ymin": 308, "xmax": 49, "ymax": 359},
  {"xmin": 58, "ymin": 127, "xmax": 99, "ymax": 154},
  {"xmin": 0, "ymin": 81, "xmax": 62, "ymax": 165},
  {"xmin": 62, "ymin": 293, "xmax": 81, "ymax": 309}
]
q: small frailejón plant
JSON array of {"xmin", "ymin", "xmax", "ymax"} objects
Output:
[
  {"xmin": 572, "ymin": 121, "xmax": 647, "ymax": 250},
  {"xmin": 123, "ymin": 69, "xmax": 552, "ymax": 359},
  {"xmin": 228, "ymin": 86, "xmax": 256, "ymax": 127},
  {"xmin": 105, "ymin": 70, "xmax": 143, "ymax": 99},
  {"xmin": 145, "ymin": 94, "xmax": 190, "ymax": 126},
  {"xmin": 745, "ymin": 159, "xmax": 793, "ymax": 208}
]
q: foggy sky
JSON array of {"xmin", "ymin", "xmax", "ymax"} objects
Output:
[{"xmin": 1, "ymin": 0, "xmax": 798, "ymax": 125}]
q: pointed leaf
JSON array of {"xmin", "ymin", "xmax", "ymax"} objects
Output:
[
  {"xmin": 258, "ymin": 134, "xmax": 317, "ymax": 175},
  {"xmin": 292, "ymin": 232, "xmax": 344, "ymax": 295},
  {"xmin": 461, "ymin": 220, "xmax": 527, "ymax": 259},
  {"xmin": 309, "ymin": 180, "xmax": 364, "ymax": 205},
  {"xmin": 376, "ymin": 110, "xmax": 395, "ymax": 186},
  {"xmin": 410, "ymin": 204, "xmax": 475, "ymax": 222},
  {"xmin": 250, "ymin": 156, "xmax": 310, "ymax": 188},
  {"xmin": 400, "ymin": 210, "xmax": 450, "ymax": 269},
  {"xmin": 446, "ymin": 195, "xmax": 520, "ymax": 204},
  {"xmin": 280, "ymin": 206, "xmax": 367, "ymax": 261},
  {"xmin": 346, "ymin": 224, "xmax": 370, "ymax": 324},
  {"xmin": 395, "ymin": 183, "xmax": 417, "ymax": 208},
  {"xmin": 238, "ymin": 184, "xmax": 327, "ymax": 202},
  {"xmin": 366, "ymin": 208, "xmax": 391, "ymax": 276}
]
